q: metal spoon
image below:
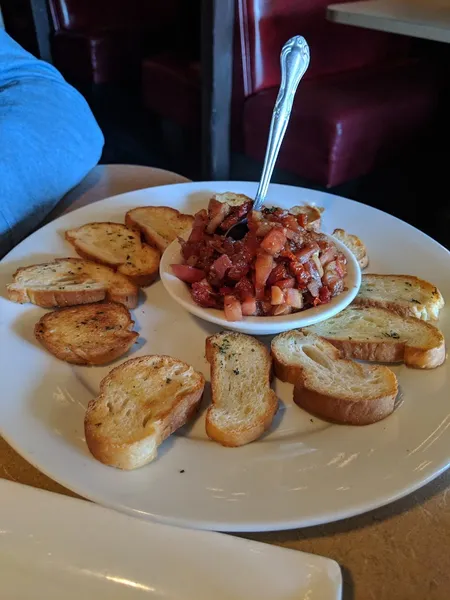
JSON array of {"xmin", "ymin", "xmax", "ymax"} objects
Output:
[{"xmin": 226, "ymin": 35, "xmax": 310, "ymax": 240}]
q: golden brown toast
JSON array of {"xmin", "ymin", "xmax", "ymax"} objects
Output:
[
  {"xmin": 271, "ymin": 330, "xmax": 398, "ymax": 425},
  {"xmin": 6, "ymin": 258, "xmax": 138, "ymax": 308},
  {"xmin": 354, "ymin": 274, "xmax": 444, "ymax": 321},
  {"xmin": 85, "ymin": 355, "xmax": 205, "ymax": 470},
  {"xmin": 66, "ymin": 222, "xmax": 160, "ymax": 287},
  {"xmin": 205, "ymin": 332, "xmax": 278, "ymax": 446},
  {"xmin": 35, "ymin": 302, "xmax": 139, "ymax": 365},
  {"xmin": 303, "ymin": 306, "xmax": 445, "ymax": 369},
  {"xmin": 125, "ymin": 206, "xmax": 194, "ymax": 252}
]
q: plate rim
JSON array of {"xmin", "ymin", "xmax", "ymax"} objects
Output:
[{"xmin": 1, "ymin": 179, "xmax": 449, "ymax": 533}]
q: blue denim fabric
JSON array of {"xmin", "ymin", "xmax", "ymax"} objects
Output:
[{"xmin": 0, "ymin": 31, "xmax": 104, "ymax": 256}]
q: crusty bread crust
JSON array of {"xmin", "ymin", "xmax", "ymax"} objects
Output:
[
  {"xmin": 272, "ymin": 338, "xmax": 341, "ymax": 385},
  {"xmin": 205, "ymin": 332, "xmax": 278, "ymax": 447},
  {"xmin": 6, "ymin": 258, "xmax": 138, "ymax": 309},
  {"xmin": 125, "ymin": 206, "xmax": 194, "ymax": 252},
  {"xmin": 85, "ymin": 355, "xmax": 205, "ymax": 470},
  {"xmin": 353, "ymin": 274, "xmax": 444, "ymax": 321},
  {"xmin": 326, "ymin": 335, "xmax": 445, "ymax": 370},
  {"xmin": 271, "ymin": 331, "xmax": 398, "ymax": 425},
  {"xmin": 66, "ymin": 222, "xmax": 160, "ymax": 287},
  {"xmin": 7, "ymin": 285, "xmax": 106, "ymax": 307},
  {"xmin": 35, "ymin": 302, "xmax": 138, "ymax": 365},
  {"xmin": 293, "ymin": 383, "xmax": 397, "ymax": 426},
  {"xmin": 332, "ymin": 228, "xmax": 369, "ymax": 269},
  {"xmin": 69, "ymin": 245, "xmax": 157, "ymax": 288},
  {"xmin": 304, "ymin": 306, "xmax": 446, "ymax": 369}
]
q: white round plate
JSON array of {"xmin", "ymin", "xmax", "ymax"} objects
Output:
[
  {"xmin": 0, "ymin": 181, "xmax": 449, "ymax": 533},
  {"xmin": 160, "ymin": 235, "xmax": 361, "ymax": 336}
]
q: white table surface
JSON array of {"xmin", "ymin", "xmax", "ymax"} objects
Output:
[{"xmin": 327, "ymin": 1, "xmax": 450, "ymax": 43}]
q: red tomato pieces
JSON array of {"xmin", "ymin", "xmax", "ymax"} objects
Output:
[{"xmin": 173, "ymin": 198, "xmax": 347, "ymax": 321}]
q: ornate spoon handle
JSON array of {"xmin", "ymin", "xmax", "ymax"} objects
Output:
[{"xmin": 253, "ymin": 36, "xmax": 310, "ymax": 211}]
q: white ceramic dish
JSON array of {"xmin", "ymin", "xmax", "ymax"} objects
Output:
[
  {"xmin": 0, "ymin": 181, "xmax": 449, "ymax": 533},
  {"xmin": 0, "ymin": 479, "xmax": 342, "ymax": 600},
  {"xmin": 160, "ymin": 233, "xmax": 361, "ymax": 335}
]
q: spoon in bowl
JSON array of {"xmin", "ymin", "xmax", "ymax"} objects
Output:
[{"xmin": 226, "ymin": 35, "xmax": 310, "ymax": 240}]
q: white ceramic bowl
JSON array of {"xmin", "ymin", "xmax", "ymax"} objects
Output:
[{"xmin": 160, "ymin": 234, "xmax": 361, "ymax": 335}]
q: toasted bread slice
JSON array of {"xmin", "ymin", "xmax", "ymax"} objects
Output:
[
  {"xmin": 213, "ymin": 192, "xmax": 253, "ymax": 207},
  {"xmin": 354, "ymin": 274, "xmax": 444, "ymax": 321},
  {"xmin": 85, "ymin": 355, "xmax": 205, "ymax": 470},
  {"xmin": 271, "ymin": 331, "xmax": 398, "ymax": 425},
  {"xmin": 66, "ymin": 222, "xmax": 160, "ymax": 287},
  {"xmin": 304, "ymin": 306, "xmax": 445, "ymax": 369},
  {"xmin": 35, "ymin": 302, "xmax": 138, "ymax": 365},
  {"xmin": 6, "ymin": 258, "xmax": 138, "ymax": 309},
  {"xmin": 289, "ymin": 205, "xmax": 324, "ymax": 232},
  {"xmin": 332, "ymin": 228, "xmax": 368, "ymax": 269},
  {"xmin": 205, "ymin": 332, "xmax": 278, "ymax": 446},
  {"xmin": 125, "ymin": 206, "xmax": 194, "ymax": 252}
]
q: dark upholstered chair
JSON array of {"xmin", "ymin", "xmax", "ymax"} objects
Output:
[{"xmin": 142, "ymin": 0, "xmax": 438, "ymax": 186}]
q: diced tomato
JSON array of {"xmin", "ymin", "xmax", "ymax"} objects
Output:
[
  {"xmin": 248, "ymin": 210, "xmax": 263, "ymax": 233},
  {"xmin": 305, "ymin": 259, "xmax": 322, "ymax": 283},
  {"xmin": 191, "ymin": 279, "xmax": 218, "ymax": 308},
  {"xmin": 224, "ymin": 295, "xmax": 243, "ymax": 321},
  {"xmin": 335, "ymin": 254, "xmax": 347, "ymax": 278},
  {"xmin": 241, "ymin": 297, "xmax": 257, "ymax": 316},
  {"xmin": 211, "ymin": 254, "xmax": 232, "ymax": 280},
  {"xmin": 275, "ymin": 277, "xmax": 296, "ymax": 289},
  {"xmin": 228, "ymin": 261, "xmax": 250, "ymax": 281},
  {"xmin": 297, "ymin": 213, "xmax": 308, "ymax": 228},
  {"xmin": 254, "ymin": 252, "xmax": 274, "ymax": 299},
  {"xmin": 289, "ymin": 260, "xmax": 310, "ymax": 287},
  {"xmin": 281, "ymin": 249, "xmax": 297, "ymax": 262},
  {"xmin": 285, "ymin": 288, "xmax": 303, "ymax": 308},
  {"xmin": 307, "ymin": 280, "xmax": 321, "ymax": 298},
  {"xmin": 271, "ymin": 286, "xmax": 284, "ymax": 305},
  {"xmin": 182, "ymin": 200, "xmax": 345, "ymax": 318},
  {"xmin": 234, "ymin": 276, "xmax": 254, "ymax": 301},
  {"xmin": 219, "ymin": 286, "xmax": 234, "ymax": 296},
  {"xmin": 272, "ymin": 303, "xmax": 292, "ymax": 316},
  {"xmin": 207, "ymin": 199, "xmax": 230, "ymax": 233},
  {"xmin": 171, "ymin": 264, "xmax": 206, "ymax": 283},
  {"xmin": 267, "ymin": 263, "xmax": 289, "ymax": 286},
  {"xmin": 281, "ymin": 214, "xmax": 301, "ymax": 232},
  {"xmin": 188, "ymin": 209, "xmax": 208, "ymax": 242},
  {"xmin": 260, "ymin": 227, "xmax": 287, "ymax": 256},
  {"xmin": 322, "ymin": 261, "xmax": 345, "ymax": 296},
  {"xmin": 319, "ymin": 245, "xmax": 336, "ymax": 266},
  {"xmin": 259, "ymin": 300, "xmax": 273, "ymax": 315},
  {"xmin": 220, "ymin": 201, "xmax": 252, "ymax": 231},
  {"xmin": 255, "ymin": 222, "xmax": 276, "ymax": 238},
  {"xmin": 319, "ymin": 286, "xmax": 331, "ymax": 304},
  {"xmin": 295, "ymin": 243, "xmax": 319, "ymax": 263},
  {"xmin": 242, "ymin": 232, "xmax": 260, "ymax": 257}
]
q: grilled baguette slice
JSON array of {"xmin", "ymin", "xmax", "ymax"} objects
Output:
[
  {"xmin": 354, "ymin": 274, "xmax": 444, "ymax": 321},
  {"xmin": 66, "ymin": 222, "xmax": 160, "ymax": 287},
  {"xmin": 125, "ymin": 206, "xmax": 194, "ymax": 252},
  {"xmin": 85, "ymin": 355, "xmax": 205, "ymax": 470},
  {"xmin": 213, "ymin": 192, "xmax": 253, "ymax": 207},
  {"xmin": 332, "ymin": 228, "xmax": 368, "ymax": 269},
  {"xmin": 35, "ymin": 302, "xmax": 138, "ymax": 365},
  {"xmin": 205, "ymin": 332, "xmax": 278, "ymax": 447},
  {"xmin": 271, "ymin": 331, "xmax": 398, "ymax": 425},
  {"xmin": 6, "ymin": 258, "xmax": 138, "ymax": 308},
  {"xmin": 303, "ymin": 306, "xmax": 445, "ymax": 369}
]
